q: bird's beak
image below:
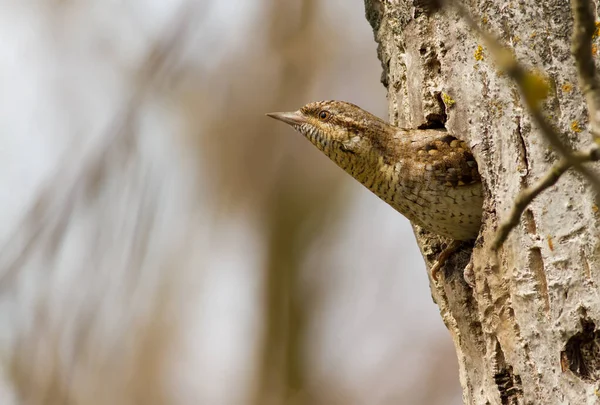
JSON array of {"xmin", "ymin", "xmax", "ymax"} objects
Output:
[{"xmin": 266, "ymin": 111, "xmax": 306, "ymax": 126}]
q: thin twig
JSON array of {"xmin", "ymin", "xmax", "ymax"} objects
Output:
[
  {"xmin": 492, "ymin": 148, "xmax": 600, "ymax": 250},
  {"xmin": 528, "ymin": 107, "xmax": 600, "ymax": 195},
  {"xmin": 571, "ymin": 0, "xmax": 600, "ymax": 144}
]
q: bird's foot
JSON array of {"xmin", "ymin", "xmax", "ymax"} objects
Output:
[{"xmin": 431, "ymin": 240, "xmax": 463, "ymax": 282}]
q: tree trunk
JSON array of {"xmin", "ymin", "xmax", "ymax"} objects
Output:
[{"xmin": 364, "ymin": 0, "xmax": 600, "ymax": 403}]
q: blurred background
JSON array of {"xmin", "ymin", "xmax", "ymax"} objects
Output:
[{"xmin": 0, "ymin": 1, "xmax": 461, "ymax": 404}]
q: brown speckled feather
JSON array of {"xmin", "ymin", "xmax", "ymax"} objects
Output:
[
  {"xmin": 268, "ymin": 100, "xmax": 483, "ymax": 240},
  {"xmin": 396, "ymin": 129, "xmax": 480, "ymax": 187}
]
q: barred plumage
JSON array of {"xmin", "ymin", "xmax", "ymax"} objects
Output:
[{"xmin": 267, "ymin": 100, "xmax": 483, "ymax": 241}]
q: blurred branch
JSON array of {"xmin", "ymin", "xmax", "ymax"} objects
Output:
[
  {"xmin": 3, "ymin": 4, "xmax": 199, "ymax": 404},
  {"xmin": 252, "ymin": 1, "xmax": 331, "ymax": 405},
  {"xmin": 0, "ymin": 3, "xmax": 195, "ymax": 289},
  {"xmin": 571, "ymin": 0, "xmax": 600, "ymax": 144}
]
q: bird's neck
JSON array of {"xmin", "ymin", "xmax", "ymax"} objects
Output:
[{"xmin": 326, "ymin": 144, "xmax": 401, "ymax": 192}]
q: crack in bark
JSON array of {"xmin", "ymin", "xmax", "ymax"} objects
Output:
[
  {"xmin": 563, "ymin": 318, "xmax": 600, "ymax": 381},
  {"xmin": 493, "ymin": 338, "xmax": 523, "ymax": 405},
  {"xmin": 416, "ymin": 31, "xmax": 447, "ymax": 128},
  {"xmin": 557, "ymin": 225, "xmax": 586, "ymax": 244},
  {"xmin": 514, "ymin": 115, "xmax": 529, "ymax": 188},
  {"xmin": 523, "ymin": 209, "xmax": 537, "ymax": 236},
  {"xmin": 418, "ymin": 90, "xmax": 448, "ymax": 129},
  {"xmin": 528, "ymin": 247, "xmax": 550, "ymax": 315},
  {"xmin": 580, "ymin": 248, "xmax": 592, "ymax": 282}
]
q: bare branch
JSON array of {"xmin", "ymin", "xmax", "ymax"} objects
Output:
[
  {"xmin": 571, "ymin": 0, "xmax": 600, "ymax": 144},
  {"xmin": 492, "ymin": 148, "xmax": 600, "ymax": 250}
]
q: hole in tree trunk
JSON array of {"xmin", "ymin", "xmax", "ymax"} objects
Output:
[
  {"xmin": 493, "ymin": 338, "xmax": 523, "ymax": 405},
  {"xmin": 418, "ymin": 92, "xmax": 447, "ymax": 130},
  {"xmin": 562, "ymin": 318, "xmax": 600, "ymax": 381}
]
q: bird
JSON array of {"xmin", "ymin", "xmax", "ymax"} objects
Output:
[{"xmin": 266, "ymin": 100, "xmax": 483, "ymax": 280}]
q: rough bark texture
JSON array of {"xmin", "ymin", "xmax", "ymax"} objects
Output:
[{"xmin": 364, "ymin": 0, "xmax": 600, "ymax": 404}]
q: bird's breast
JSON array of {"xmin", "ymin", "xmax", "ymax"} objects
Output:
[{"xmin": 342, "ymin": 156, "xmax": 483, "ymax": 240}]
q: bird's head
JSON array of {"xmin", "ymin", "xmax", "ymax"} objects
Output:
[{"xmin": 267, "ymin": 101, "xmax": 394, "ymax": 161}]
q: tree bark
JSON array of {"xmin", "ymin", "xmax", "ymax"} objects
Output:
[{"xmin": 364, "ymin": 0, "xmax": 600, "ymax": 404}]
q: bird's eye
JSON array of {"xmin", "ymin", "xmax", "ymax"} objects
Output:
[{"xmin": 319, "ymin": 110, "xmax": 330, "ymax": 120}]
